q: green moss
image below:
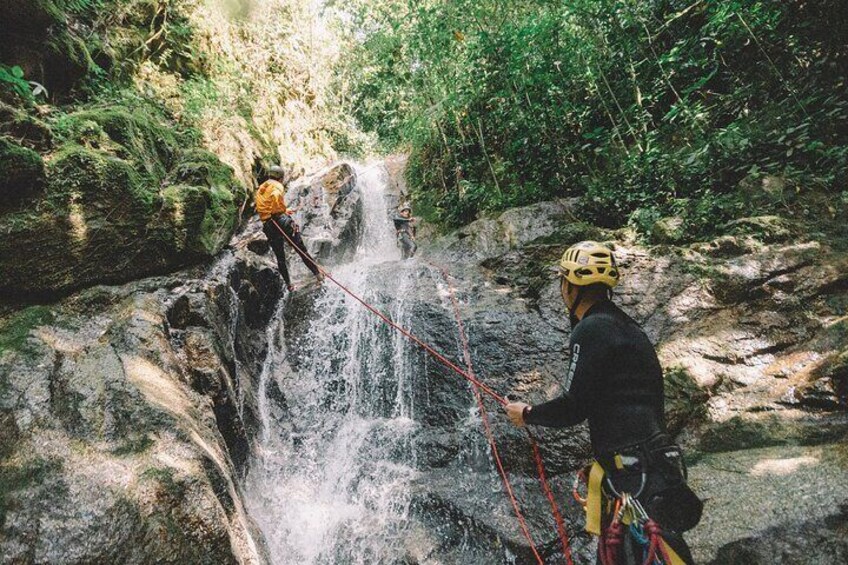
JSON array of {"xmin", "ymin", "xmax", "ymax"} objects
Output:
[
  {"xmin": 169, "ymin": 149, "xmax": 236, "ymax": 191},
  {"xmin": 0, "ymin": 456, "xmax": 61, "ymax": 528},
  {"xmin": 664, "ymin": 366, "xmax": 709, "ymax": 435},
  {"xmin": 55, "ymin": 106, "xmax": 179, "ymax": 181},
  {"xmin": 160, "ymin": 183, "xmax": 236, "ymax": 256},
  {"xmin": 44, "ymin": 31, "xmax": 97, "ymax": 92},
  {"xmin": 197, "ymin": 185, "xmax": 236, "ymax": 254},
  {"xmin": 111, "ymin": 434, "xmax": 154, "ymax": 456},
  {"xmin": 0, "ymin": 103, "xmax": 53, "ymax": 150},
  {"xmin": 0, "ymin": 306, "xmax": 54, "ymax": 355},
  {"xmin": 48, "ymin": 143, "xmax": 154, "ymax": 209},
  {"xmin": 0, "ymin": 137, "xmax": 46, "ymax": 209}
]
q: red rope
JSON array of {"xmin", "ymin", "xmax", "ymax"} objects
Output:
[
  {"xmin": 271, "ymin": 218, "xmax": 574, "ymax": 563},
  {"xmin": 434, "ymin": 265, "xmax": 575, "ymax": 565},
  {"xmin": 435, "ymin": 265, "xmax": 545, "ymax": 564},
  {"xmin": 528, "ymin": 431, "xmax": 575, "ymax": 565},
  {"xmin": 270, "ymin": 219, "xmax": 507, "ymax": 406},
  {"xmin": 642, "ymin": 520, "xmax": 674, "ymax": 565}
]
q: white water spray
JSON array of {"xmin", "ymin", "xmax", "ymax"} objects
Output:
[{"xmin": 244, "ymin": 163, "xmax": 423, "ymax": 565}]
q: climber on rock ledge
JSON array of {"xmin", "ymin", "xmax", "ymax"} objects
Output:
[
  {"xmin": 504, "ymin": 241, "xmax": 703, "ymax": 565},
  {"xmin": 255, "ymin": 165, "xmax": 324, "ymax": 292},
  {"xmin": 393, "ymin": 204, "xmax": 418, "ymax": 260}
]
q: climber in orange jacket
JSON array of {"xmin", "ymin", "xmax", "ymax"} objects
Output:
[{"xmin": 255, "ymin": 166, "xmax": 323, "ymax": 291}]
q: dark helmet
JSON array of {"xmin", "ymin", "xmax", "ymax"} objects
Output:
[
  {"xmin": 268, "ymin": 165, "xmax": 287, "ymax": 181},
  {"xmin": 399, "ymin": 204, "xmax": 412, "ymax": 213}
]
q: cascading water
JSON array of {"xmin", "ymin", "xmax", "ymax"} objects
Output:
[{"xmin": 244, "ymin": 163, "xmax": 426, "ymax": 564}]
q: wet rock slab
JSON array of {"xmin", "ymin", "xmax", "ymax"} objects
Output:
[{"xmin": 686, "ymin": 444, "xmax": 848, "ymax": 564}]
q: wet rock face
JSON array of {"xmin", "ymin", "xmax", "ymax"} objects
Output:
[
  {"xmin": 0, "ymin": 161, "xmax": 365, "ymax": 564},
  {"xmin": 368, "ymin": 200, "xmax": 848, "ymax": 563},
  {"xmin": 288, "ymin": 162, "xmax": 364, "ymax": 264},
  {"xmin": 0, "ymin": 251, "xmax": 278, "ymax": 564}
]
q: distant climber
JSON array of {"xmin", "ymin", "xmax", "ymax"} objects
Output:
[
  {"xmin": 393, "ymin": 204, "xmax": 418, "ymax": 260},
  {"xmin": 255, "ymin": 166, "xmax": 324, "ymax": 291},
  {"xmin": 504, "ymin": 241, "xmax": 702, "ymax": 565}
]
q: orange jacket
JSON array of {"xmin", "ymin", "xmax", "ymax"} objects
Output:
[{"xmin": 255, "ymin": 180, "xmax": 288, "ymax": 221}]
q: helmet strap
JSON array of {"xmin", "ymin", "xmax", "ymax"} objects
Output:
[{"xmin": 568, "ymin": 284, "xmax": 585, "ymax": 329}]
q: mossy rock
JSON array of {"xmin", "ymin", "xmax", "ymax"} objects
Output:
[
  {"xmin": 0, "ymin": 103, "xmax": 53, "ymax": 150},
  {"xmin": 0, "ymin": 412, "xmax": 19, "ymax": 459},
  {"xmin": 0, "ymin": 137, "xmax": 46, "ymax": 210},
  {"xmin": 56, "ymin": 106, "xmax": 179, "ymax": 180},
  {"xmin": 169, "ymin": 149, "xmax": 237, "ymax": 193},
  {"xmin": 723, "ymin": 215, "xmax": 793, "ymax": 243},
  {"xmin": 0, "ymin": 98, "xmax": 240, "ymax": 298},
  {"xmin": 664, "ymin": 366, "xmax": 710, "ymax": 435},
  {"xmin": 0, "ymin": 305, "xmax": 54, "ymax": 355},
  {"xmin": 697, "ymin": 414, "xmax": 848, "ymax": 453},
  {"xmin": 159, "ymin": 183, "xmax": 236, "ymax": 256},
  {"xmin": 651, "ymin": 216, "xmax": 686, "ymax": 244},
  {"xmin": 527, "ymin": 220, "xmax": 608, "ymax": 246},
  {"xmin": 48, "ymin": 143, "xmax": 154, "ymax": 209},
  {"xmin": 0, "ymin": 456, "xmax": 62, "ymax": 528},
  {"xmin": 43, "ymin": 31, "xmax": 95, "ymax": 93}
]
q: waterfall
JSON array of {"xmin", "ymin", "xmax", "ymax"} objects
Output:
[{"xmin": 244, "ymin": 163, "xmax": 424, "ymax": 564}]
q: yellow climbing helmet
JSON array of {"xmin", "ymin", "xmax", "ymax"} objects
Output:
[{"xmin": 558, "ymin": 241, "xmax": 620, "ymax": 288}]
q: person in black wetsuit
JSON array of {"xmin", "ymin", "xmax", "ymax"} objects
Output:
[
  {"xmin": 504, "ymin": 241, "xmax": 702, "ymax": 565},
  {"xmin": 393, "ymin": 204, "xmax": 417, "ymax": 259}
]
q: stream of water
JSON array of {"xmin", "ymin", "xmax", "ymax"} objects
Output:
[{"xmin": 244, "ymin": 164, "xmax": 428, "ymax": 564}]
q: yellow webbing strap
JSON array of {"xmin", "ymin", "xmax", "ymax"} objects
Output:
[
  {"xmin": 662, "ymin": 539, "xmax": 687, "ymax": 565},
  {"xmin": 584, "ymin": 459, "xmax": 688, "ymax": 565},
  {"xmin": 585, "ymin": 461, "xmax": 605, "ymax": 535}
]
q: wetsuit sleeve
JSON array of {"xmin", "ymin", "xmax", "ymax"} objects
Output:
[{"xmin": 524, "ymin": 320, "xmax": 605, "ymax": 428}]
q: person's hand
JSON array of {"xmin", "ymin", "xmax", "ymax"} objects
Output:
[
  {"xmin": 287, "ymin": 284, "xmax": 295, "ymax": 292},
  {"xmin": 504, "ymin": 402, "xmax": 530, "ymax": 427}
]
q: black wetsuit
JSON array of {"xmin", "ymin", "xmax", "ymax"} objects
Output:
[
  {"xmin": 525, "ymin": 300, "xmax": 664, "ymax": 452},
  {"xmin": 526, "ymin": 300, "xmax": 698, "ymax": 565},
  {"xmin": 263, "ymin": 214, "xmax": 320, "ymax": 288}
]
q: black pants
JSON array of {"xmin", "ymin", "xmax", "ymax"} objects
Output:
[
  {"xmin": 399, "ymin": 232, "xmax": 417, "ymax": 259},
  {"xmin": 263, "ymin": 215, "xmax": 320, "ymax": 287}
]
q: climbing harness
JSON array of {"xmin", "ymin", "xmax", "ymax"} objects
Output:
[
  {"xmin": 270, "ymin": 221, "xmax": 575, "ymax": 563},
  {"xmin": 573, "ymin": 462, "xmax": 687, "ymax": 565}
]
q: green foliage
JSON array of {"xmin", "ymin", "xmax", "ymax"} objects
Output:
[
  {"xmin": 337, "ymin": 0, "xmax": 848, "ymax": 237},
  {"xmin": 0, "ymin": 66, "xmax": 32, "ymax": 99}
]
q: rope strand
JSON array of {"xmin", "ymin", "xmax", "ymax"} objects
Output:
[
  {"xmin": 433, "ymin": 264, "xmax": 575, "ymax": 565},
  {"xmin": 434, "ymin": 264, "xmax": 544, "ymax": 564},
  {"xmin": 270, "ymin": 217, "xmax": 574, "ymax": 564},
  {"xmin": 271, "ymin": 219, "xmax": 508, "ymax": 405}
]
